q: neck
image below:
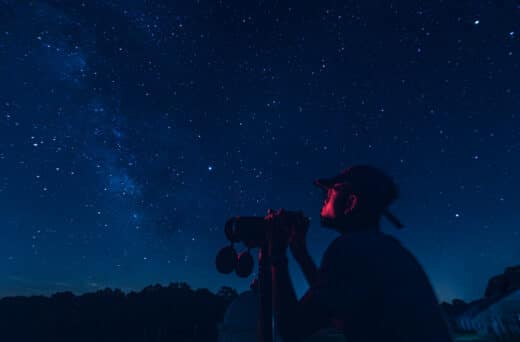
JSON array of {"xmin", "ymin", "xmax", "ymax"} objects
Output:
[
  {"xmin": 341, "ymin": 216, "xmax": 382, "ymax": 233},
  {"xmin": 321, "ymin": 215, "xmax": 381, "ymax": 233},
  {"xmin": 343, "ymin": 224, "xmax": 379, "ymax": 234}
]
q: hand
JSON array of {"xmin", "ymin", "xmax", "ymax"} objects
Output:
[
  {"xmin": 264, "ymin": 208, "xmax": 309, "ymax": 258},
  {"xmin": 288, "ymin": 210, "xmax": 310, "ymax": 260},
  {"xmin": 289, "ymin": 224, "xmax": 310, "ymax": 261},
  {"xmin": 264, "ymin": 208, "xmax": 290, "ymax": 257}
]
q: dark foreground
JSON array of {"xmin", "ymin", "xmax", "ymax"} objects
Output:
[{"xmin": 0, "ymin": 283, "xmax": 237, "ymax": 342}]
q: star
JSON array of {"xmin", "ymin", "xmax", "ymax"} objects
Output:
[{"xmin": 0, "ymin": 0, "xmax": 518, "ymax": 306}]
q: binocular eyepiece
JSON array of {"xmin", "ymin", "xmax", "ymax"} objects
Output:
[
  {"xmin": 224, "ymin": 216, "xmax": 271, "ymax": 248},
  {"xmin": 216, "ymin": 211, "xmax": 309, "ymax": 278}
]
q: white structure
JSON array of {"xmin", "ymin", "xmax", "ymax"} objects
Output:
[
  {"xmin": 473, "ymin": 288, "xmax": 520, "ymax": 339},
  {"xmin": 456, "ymin": 289, "xmax": 520, "ymax": 341}
]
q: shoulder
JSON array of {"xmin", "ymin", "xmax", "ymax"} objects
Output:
[
  {"xmin": 321, "ymin": 231, "xmax": 407, "ymax": 267},
  {"xmin": 324, "ymin": 231, "xmax": 390, "ymax": 254},
  {"xmin": 320, "ymin": 233, "xmax": 365, "ymax": 269},
  {"xmin": 321, "ymin": 234, "xmax": 351, "ymax": 260}
]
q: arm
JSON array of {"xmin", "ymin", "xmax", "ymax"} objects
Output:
[
  {"xmin": 271, "ymin": 256, "xmax": 329, "ymax": 341},
  {"xmin": 290, "ymin": 233, "xmax": 319, "ymax": 287},
  {"xmin": 293, "ymin": 251, "xmax": 319, "ymax": 287},
  {"xmin": 266, "ymin": 209, "xmax": 334, "ymax": 341},
  {"xmin": 272, "ymin": 236, "xmax": 350, "ymax": 341}
]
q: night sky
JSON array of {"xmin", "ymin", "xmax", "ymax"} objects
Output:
[{"xmin": 1, "ymin": 0, "xmax": 519, "ymax": 303}]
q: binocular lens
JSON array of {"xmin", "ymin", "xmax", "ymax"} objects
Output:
[
  {"xmin": 235, "ymin": 251, "xmax": 254, "ymax": 278},
  {"xmin": 215, "ymin": 246, "xmax": 237, "ymax": 274}
]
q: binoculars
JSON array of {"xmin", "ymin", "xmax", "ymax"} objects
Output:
[{"xmin": 215, "ymin": 210, "xmax": 309, "ymax": 278}]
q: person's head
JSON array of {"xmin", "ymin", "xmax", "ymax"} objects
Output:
[{"xmin": 314, "ymin": 165, "xmax": 402, "ymax": 233}]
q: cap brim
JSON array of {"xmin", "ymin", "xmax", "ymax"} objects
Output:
[{"xmin": 313, "ymin": 178, "xmax": 335, "ymax": 190}]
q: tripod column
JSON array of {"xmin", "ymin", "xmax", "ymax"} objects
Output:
[{"xmin": 258, "ymin": 243, "xmax": 273, "ymax": 342}]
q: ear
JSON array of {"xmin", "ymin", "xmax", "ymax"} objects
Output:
[{"xmin": 343, "ymin": 193, "xmax": 358, "ymax": 215}]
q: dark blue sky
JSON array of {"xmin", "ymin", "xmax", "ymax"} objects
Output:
[{"xmin": 0, "ymin": 0, "xmax": 519, "ymax": 302}]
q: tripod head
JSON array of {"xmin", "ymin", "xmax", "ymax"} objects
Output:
[{"xmin": 216, "ymin": 210, "xmax": 309, "ymax": 278}]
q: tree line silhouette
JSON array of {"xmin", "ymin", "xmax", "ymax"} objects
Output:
[{"xmin": 0, "ymin": 282, "xmax": 238, "ymax": 342}]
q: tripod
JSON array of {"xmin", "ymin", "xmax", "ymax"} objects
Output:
[{"xmin": 257, "ymin": 243, "xmax": 273, "ymax": 342}]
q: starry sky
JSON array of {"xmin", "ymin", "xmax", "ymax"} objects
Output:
[{"xmin": 0, "ymin": 0, "xmax": 519, "ymax": 303}]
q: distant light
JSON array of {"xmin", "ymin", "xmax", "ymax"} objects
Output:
[
  {"xmin": 208, "ymin": 165, "xmax": 213, "ymax": 171},
  {"xmin": 455, "ymin": 213, "xmax": 460, "ymax": 218},
  {"xmin": 474, "ymin": 20, "xmax": 480, "ymax": 25},
  {"xmin": 510, "ymin": 31, "xmax": 515, "ymax": 37}
]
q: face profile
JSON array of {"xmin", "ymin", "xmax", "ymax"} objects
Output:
[{"xmin": 319, "ymin": 182, "xmax": 358, "ymax": 230}]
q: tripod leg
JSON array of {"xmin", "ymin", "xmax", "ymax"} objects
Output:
[{"xmin": 258, "ymin": 244, "xmax": 273, "ymax": 342}]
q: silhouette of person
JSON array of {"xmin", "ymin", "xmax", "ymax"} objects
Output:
[{"xmin": 266, "ymin": 165, "xmax": 454, "ymax": 342}]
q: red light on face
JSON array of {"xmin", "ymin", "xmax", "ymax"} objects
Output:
[
  {"xmin": 320, "ymin": 188, "xmax": 341, "ymax": 219},
  {"xmin": 320, "ymin": 182, "xmax": 353, "ymax": 220}
]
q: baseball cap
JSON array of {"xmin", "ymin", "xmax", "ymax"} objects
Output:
[{"xmin": 314, "ymin": 165, "xmax": 404, "ymax": 229}]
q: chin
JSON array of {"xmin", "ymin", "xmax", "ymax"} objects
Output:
[
  {"xmin": 320, "ymin": 216, "xmax": 338, "ymax": 229},
  {"xmin": 320, "ymin": 215, "xmax": 349, "ymax": 232}
]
